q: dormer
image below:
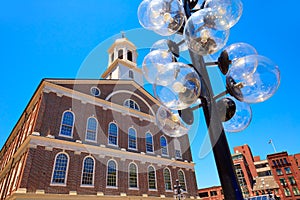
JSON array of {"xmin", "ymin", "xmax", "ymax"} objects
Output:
[{"xmin": 102, "ymin": 33, "xmax": 143, "ymax": 86}]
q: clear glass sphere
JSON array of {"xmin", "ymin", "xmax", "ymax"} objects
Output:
[
  {"xmin": 138, "ymin": 0, "xmax": 155, "ymax": 30},
  {"xmin": 156, "ymin": 106, "xmax": 190, "ymax": 137},
  {"xmin": 223, "ymin": 97, "xmax": 252, "ymax": 133},
  {"xmin": 183, "ymin": 8, "xmax": 230, "ymax": 55},
  {"xmin": 173, "ymin": 33, "xmax": 189, "ymax": 51},
  {"xmin": 154, "ymin": 62, "xmax": 201, "ymax": 110},
  {"xmin": 226, "ymin": 55, "xmax": 280, "ymax": 103},
  {"xmin": 224, "ymin": 42, "xmax": 257, "ymax": 62},
  {"xmin": 149, "ymin": 0, "xmax": 185, "ymax": 36},
  {"xmin": 150, "ymin": 39, "xmax": 169, "ymax": 51},
  {"xmin": 204, "ymin": 0, "xmax": 243, "ymax": 30},
  {"xmin": 142, "ymin": 49, "xmax": 174, "ymax": 84}
]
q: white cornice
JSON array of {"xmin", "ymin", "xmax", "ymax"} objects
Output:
[{"xmin": 29, "ymin": 135, "xmax": 195, "ymax": 170}]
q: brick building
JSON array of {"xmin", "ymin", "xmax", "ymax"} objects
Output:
[
  {"xmin": 0, "ymin": 37, "xmax": 199, "ymax": 200},
  {"xmin": 198, "ymin": 145, "xmax": 300, "ymax": 200}
]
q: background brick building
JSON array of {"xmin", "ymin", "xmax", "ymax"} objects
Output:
[
  {"xmin": 0, "ymin": 37, "xmax": 199, "ymax": 200},
  {"xmin": 198, "ymin": 145, "xmax": 300, "ymax": 200}
]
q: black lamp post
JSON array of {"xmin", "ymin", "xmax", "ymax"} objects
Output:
[
  {"xmin": 174, "ymin": 179, "xmax": 183, "ymax": 199},
  {"xmin": 137, "ymin": 0, "xmax": 280, "ymax": 199}
]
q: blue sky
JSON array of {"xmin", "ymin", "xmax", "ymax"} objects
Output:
[{"xmin": 1, "ymin": 0, "xmax": 300, "ymax": 189}]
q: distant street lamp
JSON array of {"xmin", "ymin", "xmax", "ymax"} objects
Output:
[
  {"xmin": 174, "ymin": 179, "xmax": 184, "ymax": 199},
  {"xmin": 137, "ymin": 0, "xmax": 280, "ymax": 199}
]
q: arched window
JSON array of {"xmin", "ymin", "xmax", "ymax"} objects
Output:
[
  {"xmin": 52, "ymin": 153, "xmax": 69, "ymax": 184},
  {"xmin": 160, "ymin": 136, "xmax": 168, "ymax": 156},
  {"xmin": 128, "ymin": 128, "xmax": 137, "ymax": 149},
  {"xmin": 86, "ymin": 117, "xmax": 97, "ymax": 141},
  {"xmin": 118, "ymin": 49, "xmax": 123, "ymax": 59},
  {"xmin": 146, "ymin": 132, "xmax": 153, "ymax": 153},
  {"xmin": 59, "ymin": 111, "xmax": 74, "ymax": 137},
  {"xmin": 178, "ymin": 170, "xmax": 186, "ymax": 191},
  {"xmin": 81, "ymin": 157, "xmax": 94, "ymax": 186},
  {"xmin": 124, "ymin": 99, "xmax": 140, "ymax": 111},
  {"xmin": 108, "ymin": 123, "xmax": 118, "ymax": 146},
  {"xmin": 148, "ymin": 166, "xmax": 156, "ymax": 189},
  {"xmin": 107, "ymin": 160, "xmax": 117, "ymax": 187},
  {"xmin": 163, "ymin": 168, "xmax": 172, "ymax": 190},
  {"xmin": 129, "ymin": 163, "xmax": 138, "ymax": 188},
  {"xmin": 111, "ymin": 52, "xmax": 114, "ymax": 63},
  {"xmin": 127, "ymin": 50, "xmax": 133, "ymax": 61},
  {"xmin": 129, "ymin": 70, "xmax": 134, "ymax": 79},
  {"xmin": 174, "ymin": 139, "xmax": 182, "ymax": 159}
]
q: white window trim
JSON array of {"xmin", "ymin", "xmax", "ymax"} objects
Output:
[
  {"xmin": 85, "ymin": 117, "xmax": 98, "ymax": 143},
  {"xmin": 50, "ymin": 152, "xmax": 70, "ymax": 186},
  {"xmin": 178, "ymin": 169, "xmax": 187, "ymax": 192},
  {"xmin": 108, "ymin": 122, "xmax": 118, "ymax": 147},
  {"xmin": 148, "ymin": 165, "xmax": 157, "ymax": 190},
  {"xmin": 106, "ymin": 159, "xmax": 118, "ymax": 188},
  {"xmin": 90, "ymin": 86, "xmax": 101, "ymax": 97},
  {"xmin": 163, "ymin": 167, "xmax": 172, "ymax": 192},
  {"xmin": 146, "ymin": 132, "xmax": 154, "ymax": 153},
  {"xmin": 59, "ymin": 110, "xmax": 75, "ymax": 138},
  {"xmin": 160, "ymin": 136, "xmax": 169, "ymax": 156},
  {"xmin": 128, "ymin": 127, "xmax": 138, "ymax": 150},
  {"xmin": 80, "ymin": 156, "xmax": 95, "ymax": 187},
  {"xmin": 128, "ymin": 162, "xmax": 139, "ymax": 189}
]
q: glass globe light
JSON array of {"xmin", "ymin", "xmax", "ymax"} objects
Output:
[
  {"xmin": 224, "ymin": 42, "xmax": 257, "ymax": 63},
  {"xmin": 148, "ymin": 0, "xmax": 185, "ymax": 36},
  {"xmin": 183, "ymin": 8, "xmax": 230, "ymax": 55},
  {"xmin": 142, "ymin": 49, "xmax": 174, "ymax": 84},
  {"xmin": 154, "ymin": 62, "xmax": 201, "ymax": 110},
  {"xmin": 138, "ymin": 0, "xmax": 155, "ymax": 30},
  {"xmin": 226, "ymin": 55, "xmax": 280, "ymax": 103},
  {"xmin": 204, "ymin": 0, "xmax": 243, "ymax": 30},
  {"xmin": 151, "ymin": 39, "xmax": 169, "ymax": 51},
  {"xmin": 223, "ymin": 97, "xmax": 252, "ymax": 132},
  {"xmin": 156, "ymin": 106, "xmax": 190, "ymax": 137}
]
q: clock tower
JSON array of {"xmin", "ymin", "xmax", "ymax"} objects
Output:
[{"xmin": 101, "ymin": 33, "xmax": 143, "ymax": 86}]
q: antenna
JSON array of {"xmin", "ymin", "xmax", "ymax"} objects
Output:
[{"xmin": 268, "ymin": 139, "xmax": 277, "ymax": 153}]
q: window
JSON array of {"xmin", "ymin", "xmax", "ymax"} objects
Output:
[
  {"xmin": 288, "ymin": 176, "xmax": 296, "ymax": 185},
  {"xmin": 280, "ymin": 178, "xmax": 287, "ymax": 186},
  {"xmin": 284, "ymin": 188, "xmax": 291, "ymax": 196},
  {"xmin": 210, "ymin": 191, "xmax": 218, "ymax": 196},
  {"xmin": 128, "ymin": 128, "xmax": 137, "ymax": 149},
  {"xmin": 52, "ymin": 153, "xmax": 68, "ymax": 184},
  {"xmin": 146, "ymin": 133, "xmax": 153, "ymax": 153},
  {"xmin": 111, "ymin": 52, "xmax": 114, "ymax": 63},
  {"xmin": 276, "ymin": 169, "xmax": 283, "ymax": 175},
  {"xmin": 178, "ymin": 170, "xmax": 186, "ymax": 191},
  {"xmin": 118, "ymin": 49, "xmax": 123, "ymax": 59},
  {"xmin": 285, "ymin": 167, "xmax": 292, "ymax": 174},
  {"xmin": 129, "ymin": 70, "xmax": 134, "ymax": 79},
  {"xmin": 148, "ymin": 166, "xmax": 156, "ymax": 190},
  {"xmin": 127, "ymin": 50, "xmax": 133, "ymax": 61},
  {"xmin": 293, "ymin": 187, "xmax": 300, "ymax": 195},
  {"xmin": 283, "ymin": 158, "xmax": 288, "ymax": 164},
  {"xmin": 81, "ymin": 157, "xmax": 94, "ymax": 186},
  {"xmin": 174, "ymin": 139, "xmax": 182, "ymax": 159},
  {"xmin": 164, "ymin": 168, "xmax": 172, "ymax": 190},
  {"xmin": 124, "ymin": 99, "xmax": 140, "ymax": 111},
  {"xmin": 59, "ymin": 111, "xmax": 74, "ymax": 137},
  {"xmin": 107, "ymin": 160, "xmax": 117, "ymax": 187},
  {"xmin": 160, "ymin": 136, "xmax": 168, "ymax": 156},
  {"xmin": 86, "ymin": 117, "xmax": 97, "ymax": 141},
  {"xmin": 129, "ymin": 163, "xmax": 138, "ymax": 188},
  {"xmin": 90, "ymin": 86, "xmax": 100, "ymax": 96},
  {"xmin": 272, "ymin": 160, "xmax": 277, "ymax": 166},
  {"xmin": 108, "ymin": 123, "xmax": 118, "ymax": 146}
]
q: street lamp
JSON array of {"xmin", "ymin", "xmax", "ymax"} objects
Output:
[
  {"xmin": 174, "ymin": 179, "xmax": 184, "ymax": 199},
  {"xmin": 137, "ymin": 0, "xmax": 280, "ymax": 199}
]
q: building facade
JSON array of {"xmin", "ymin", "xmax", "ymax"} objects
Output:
[
  {"xmin": 0, "ymin": 37, "xmax": 199, "ymax": 200},
  {"xmin": 198, "ymin": 145, "xmax": 300, "ymax": 200}
]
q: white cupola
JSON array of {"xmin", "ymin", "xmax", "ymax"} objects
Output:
[{"xmin": 101, "ymin": 32, "xmax": 143, "ymax": 86}]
